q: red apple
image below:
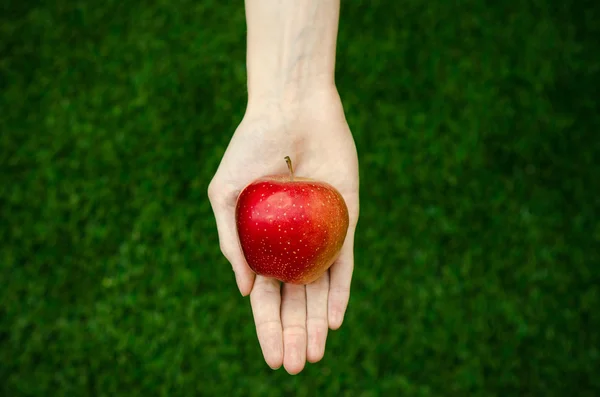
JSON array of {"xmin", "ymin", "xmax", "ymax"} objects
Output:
[{"xmin": 235, "ymin": 157, "xmax": 349, "ymax": 284}]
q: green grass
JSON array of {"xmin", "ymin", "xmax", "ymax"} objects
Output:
[{"xmin": 1, "ymin": 0, "xmax": 599, "ymax": 395}]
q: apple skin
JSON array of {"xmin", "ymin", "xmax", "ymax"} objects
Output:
[{"xmin": 235, "ymin": 174, "xmax": 349, "ymax": 284}]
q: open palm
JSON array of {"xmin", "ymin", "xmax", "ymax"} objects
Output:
[{"xmin": 208, "ymin": 89, "xmax": 359, "ymax": 374}]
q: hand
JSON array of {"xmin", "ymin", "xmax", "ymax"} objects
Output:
[{"xmin": 208, "ymin": 87, "xmax": 359, "ymax": 374}]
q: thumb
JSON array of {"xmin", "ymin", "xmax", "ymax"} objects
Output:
[{"xmin": 208, "ymin": 183, "xmax": 256, "ymax": 296}]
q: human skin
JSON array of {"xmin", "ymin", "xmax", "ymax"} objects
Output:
[{"xmin": 208, "ymin": 0, "xmax": 359, "ymax": 375}]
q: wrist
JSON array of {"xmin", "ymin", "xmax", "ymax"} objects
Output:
[
  {"xmin": 247, "ymin": 73, "xmax": 336, "ymax": 113},
  {"xmin": 245, "ymin": 83, "xmax": 342, "ymax": 124}
]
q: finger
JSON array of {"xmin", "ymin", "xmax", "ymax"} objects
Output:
[
  {"xmin": 281, "ymin": 283, "xmax": 307, "ymax": 375},
  {"xmin": 208, "ymin": 184, "xmax": 255, "ymax": 296},
  {"xmin": 328, "ymin": 226, "xmax": 356, "ymax": 330},
  {"xmin": 305, "ymin": 271, "xmax": 330, "ymax": 363},
  {"xmin": 250, "ymin": 276, "xmax": 283, "ymax": 369}
]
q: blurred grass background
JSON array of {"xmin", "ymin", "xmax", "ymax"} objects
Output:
[{"xmin": 1, "ymin": 0, "xmax": 599, "ymax": 395}]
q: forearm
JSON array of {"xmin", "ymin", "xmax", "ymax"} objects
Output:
[{"xmin": 244, "ymin": 0, "xmax": 340, "ymax": 107}]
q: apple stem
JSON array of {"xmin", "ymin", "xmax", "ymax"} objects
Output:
[{"xmin": 284, "ymin": 156, "xmax": 294, "ymax": 181}]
